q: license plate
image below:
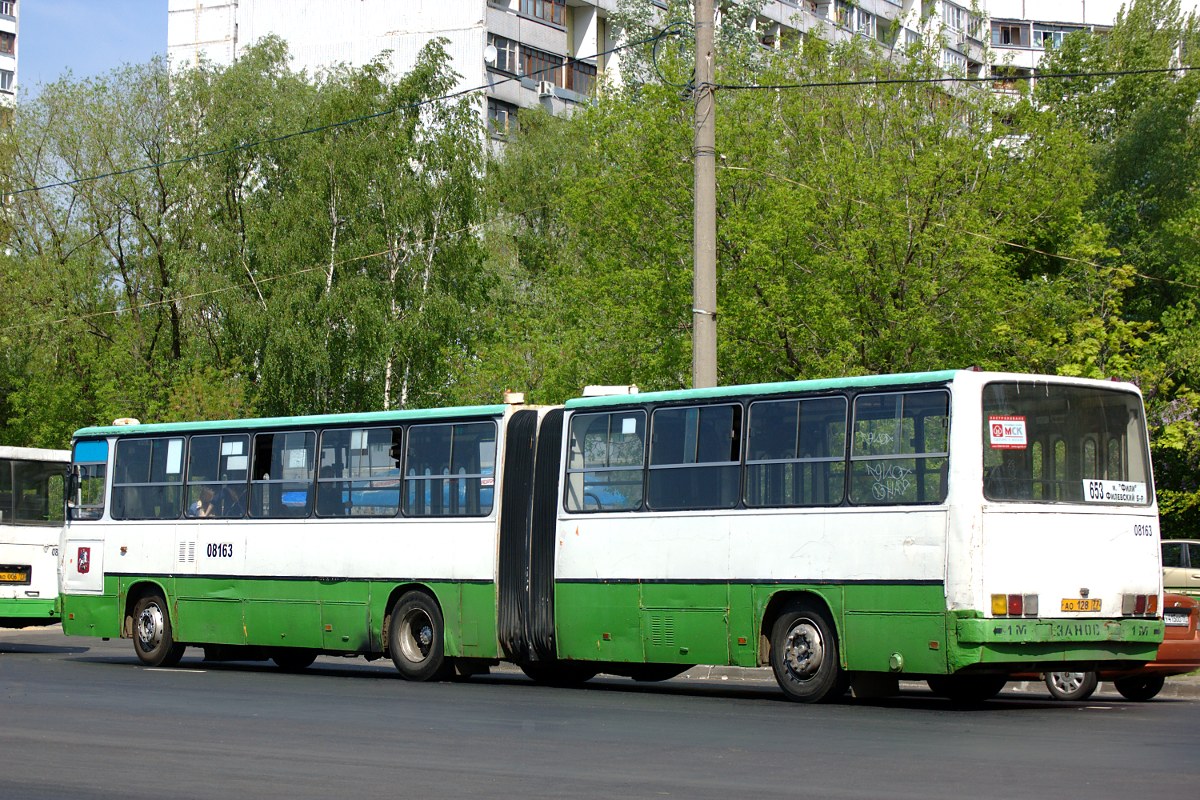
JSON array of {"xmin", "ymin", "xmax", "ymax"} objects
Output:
[
  {"xmin": 0, "ymin": 570, "xmax": 29, "ymax": 583},
  {"xmin": 1061, "ymin": 598, "xmax": 1102, "ymax": 612},
  {"xmin": 1164, "ymin": 609, "xmax": 1190, "ymax": 627}
]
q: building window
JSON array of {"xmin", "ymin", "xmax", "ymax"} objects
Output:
[
  {"xmin": 487, "ymin": 98, "xmax": 517, "ymax": 137},
  {"xmin": 567, "ymin": 59, "xmax": 597, "ymax": 95},
  {"xmin": 521, "ymin": 44, "xmax": 563, "ymax": 86},
  {"xmin": 857, "ymin": 10, "xmax": 876, "ymax": 39},
  {"xmin": 940, "ymin": 1, "xmax": 967, "ymax": 31},
  {"xmin": 521, "ymin": 0, "xmax": 565, "ymax": 26},
  {"xmin": 0, "ymin": 1, "xmax": 14, "ymax": 18},
  {"xmin": 942, "ymin": 48, "xmax": 968, "ymax": 73},
  {"xmin": 0, "ymin": 32, "xmax": 13, "ymax": 55},
  {"xmin": 0, "ymin": 70, "xmax": 12, "ymax": 93},
  {"xmin": 487, "ymin": 33, "xmax": 518, "ymax": 74},
  {"xmin": 1033, "ymin": 25, "xmax": 1078, "ymax": 50},
  {"xmin": 992, "ymin": 23, "xmax": 1028, "ymax": 47},
  {"xmin": 834, "ymin": 0, "xmax": 852, "ymax": 28}
]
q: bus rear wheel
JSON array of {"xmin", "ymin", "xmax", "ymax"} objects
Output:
[
  {"xmin": 519, "ymin": 661, "xmax": 598, "ymax": 686},
  {"xmin": 132, "ymin": 594, "xmax": 185, "ymax": 668},
  {"xmin": 769, "ymin": 603, "xmax": 843, "ymax": 703},
  {"xmin": 926, "ymin": 675, "xmax": 1007, "ymax": 705},
  {"xmin": 388, "ymin": 591, "xmax": 453, "ymax": 681},
  {"xmin": 1113, "ymin": 674, "xmax": 1165, "ymax": 701},
  {"xmin": 271, "ymin": 649, "xmax": 318, "ymax": 672}
]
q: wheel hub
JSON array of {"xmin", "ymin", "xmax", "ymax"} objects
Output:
[
  {"xmin": 783, "ymin": 620, "xmax": 824, "ymax": 680},
  {"xmin": 137, "ymin": 604, "xmax": 163, "ymax": 649}
]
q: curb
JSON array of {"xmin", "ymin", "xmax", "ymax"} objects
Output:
[{"xmin": 676, "ymin": 664, "xmax": 1200, "ymax": 699}]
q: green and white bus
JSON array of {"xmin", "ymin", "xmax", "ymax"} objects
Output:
[
  {"xmin": 59, "ymin": 370, "xmax": 1164, "ymax": 702},
  {"xmin": 0, "ymin": 446, "xmax": 70, "ymax": 628}
]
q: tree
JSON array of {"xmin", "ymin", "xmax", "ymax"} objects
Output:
[{"xmin": 483, "ymin": 20, "xmax": 1094, "ymax": 399}]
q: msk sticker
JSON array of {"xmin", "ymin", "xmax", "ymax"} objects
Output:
[{"xmin": 989, "ymin": 415, "xmax": 1027, "ymax": 449}]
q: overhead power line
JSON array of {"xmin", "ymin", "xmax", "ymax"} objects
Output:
[{"xmin": 713, "ymin": 64, "xmax": 1199, "ymax": 92}]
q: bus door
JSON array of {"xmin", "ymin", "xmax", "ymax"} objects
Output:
[{"xmin": 63, "ymin": 439, "xmax": 109, "ymax": 596}]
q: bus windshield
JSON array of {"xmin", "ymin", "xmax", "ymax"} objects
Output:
[{"xmin": 982, "ymin": 381, "xmax": 1151, "ymax": 504}]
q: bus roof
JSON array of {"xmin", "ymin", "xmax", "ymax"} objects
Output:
[
  {"xmin": 563, "ymin": 369, "xmax": 1145, "ymax": 409},
  {"xmin": 0, "ymin": 445, "xmax": 71, "ymax": 462},
  {"xmin": 564, "ymin": 369, "xmax": 963, "ymax": 409},
  {"xmin": 72, "ymin": 404, "xmax": 510, "ymax": 439}
]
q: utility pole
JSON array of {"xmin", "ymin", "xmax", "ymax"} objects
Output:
[{"xmin": 692, "ymin": 0, "xmax": 718, "ymax": 388}]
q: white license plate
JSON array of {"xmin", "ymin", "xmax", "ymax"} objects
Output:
[{"xmin": 1164, "ymin": 609, "xmax": 1190, "ymax": 627}]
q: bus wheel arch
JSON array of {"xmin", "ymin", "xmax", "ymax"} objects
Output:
[
  {"xmin": 126, "ymin": 583, "xmax": 185, "ymax": 668},
  {"xmin": 762, "ymin": 592, "xmax": 846, "ymax": 703},
  {"xmin": 385, "ymin": 587, "xmax": 454, "ymax": 681}
]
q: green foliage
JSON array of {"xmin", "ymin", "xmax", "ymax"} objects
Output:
[
  {"xmin": 0, "ymin": 37, "xmax": 487, "ymax": 447},
  {"xmin": 485, "ymin": 26, "xmax": 1094, "ymax": 397}
]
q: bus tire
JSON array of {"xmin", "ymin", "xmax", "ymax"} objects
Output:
[
  {"xmin": 926, "ymin": 675, "xmax": 1007, "ymax": 705},
  {"xmin": 769, "ymin": 602, "xmax": 842, "ymax": 703},
  {"xmin": 1044, "ymin": 671, "xmax": 1099, "ymax": 701},
  {"xmin": 1113, "ymin": 674, "xmax": 1165, "ymax": 701},
  {"xmin": 132, "ymin": 593, "xmax": 185, "ymax": 668},
  {"xmin": 271, "ymin": 649, "xmax": 318, "ymax": 672},
  {"xmin": 388, "ymin": 591, "xmax": 452, "ymax": 681},
  {"xmin": 519, "ymin": 661, "xmax": 598, "ymax": 686}
]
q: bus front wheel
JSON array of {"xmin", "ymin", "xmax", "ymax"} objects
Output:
[
  {"xmin": 769, "ymin": 603, "xmax": 843, "ymax": 703},
  {"xmin": 388, "ymin": 591, "xmax": 453, "ymax": 681},
  {"xmin": 132, "ymin": 594, "xmax": 185, "ymax": 668}
]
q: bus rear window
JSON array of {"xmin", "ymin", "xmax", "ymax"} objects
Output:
[{"xmin": 982, "ymin": 382, "xmax": 1152, "ymax": 504}]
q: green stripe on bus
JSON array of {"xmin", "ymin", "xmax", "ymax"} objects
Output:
[
  {"xmin": 0, "ymin": 597, "xmax": 59, "ymax": 621},
  {"xmin": 61, "ymin": 575, "xmax": 500, "ymax": 659}
]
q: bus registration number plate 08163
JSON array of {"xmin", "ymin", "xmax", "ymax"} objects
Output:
[{"xmin": 1060, "ymin": 598, "xmax": 1102, "ymax": 612}]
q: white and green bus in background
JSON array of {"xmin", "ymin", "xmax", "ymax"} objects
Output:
[
  {"xmin": 0, "ymin": 446, "xmax": 70, "ymax": 628},
  {"xmin": 59, "ymin": 370, "xmax": 1164, "ymax": 702}
]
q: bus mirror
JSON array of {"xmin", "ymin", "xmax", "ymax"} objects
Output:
[{"xmin": 66, "ymin": 464, "xmax": 79, "ymax": 509}]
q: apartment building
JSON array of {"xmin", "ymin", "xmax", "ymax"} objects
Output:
[
  {"xmin": 0, "ymin": 0, "xmax": 17, "ymax": 123},
  {"xmin": 165, "ymin": 1, "xmax": 1178, "ymax": 137}
]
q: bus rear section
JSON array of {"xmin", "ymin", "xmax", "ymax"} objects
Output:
[
  {"xmin": 940, "ymin": 374, "xmax": 1162, "ymax": 693},
  {"xmin": 0, "ymin": 447, "xmax": 70, "ymax": 628}
]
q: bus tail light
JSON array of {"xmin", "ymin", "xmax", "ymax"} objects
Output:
[
  {"xmin": 992, "ymin": 593, "xmax": 1038, "ymax": 617},
  {"xmin": 1122, "ymin": 593, "xmax": 1158, "ymax": 615}
]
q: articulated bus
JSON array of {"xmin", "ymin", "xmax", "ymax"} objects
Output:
[
  {"xmin": 0, "ymin": 446, "xmax": 70, "ymax": 628},
  {"xmin": 59, "ymin": 370, "xmax": 1164, "ymax": 702}
]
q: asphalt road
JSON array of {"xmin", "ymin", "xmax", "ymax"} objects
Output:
[{"xmin": 3, "ymin": 626, "xmax": 1198, "ymax": 800}]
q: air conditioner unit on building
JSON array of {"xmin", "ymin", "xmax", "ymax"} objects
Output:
[{"xmin": 536, "ymin": 80, "xmax": 555, "ymax": 97}]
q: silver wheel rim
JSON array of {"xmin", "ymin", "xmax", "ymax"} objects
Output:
[
  {"xmin": 398, "ymin": 607, "xmax": 434, "ymax": 664},
  {"xmin": 782, "ymin": 618, "xmax": 825, "ymax": 682},
  {"xmin": 1049, "ymin": 672, "xmax": 1086, "ymax": 695},
  {"xmin": 137, "ymin": 602, "xmax": 164, "ymax": 652}
]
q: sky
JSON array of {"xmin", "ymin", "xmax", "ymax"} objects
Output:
[{"xmin": 18, "ymin": 0, "xmax": 166, "ymax": 95}]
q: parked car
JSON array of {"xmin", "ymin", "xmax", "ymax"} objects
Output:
[
  {"xmin": 1037, "ymin": 593, "xmax": 1200, "ymax": 701},
  {"xmin": 1162, "ymin": 540, "xmax": 1200, "ymax": 596}
]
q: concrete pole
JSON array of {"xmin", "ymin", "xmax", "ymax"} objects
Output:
[{"xmin": 692, "ymin": 0, "xmax": 718, "ymax": 388}]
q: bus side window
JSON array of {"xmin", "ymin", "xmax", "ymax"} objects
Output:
[{"xmin": 563, "ymin": 411, "xmax": 646, "ymax": 513}]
